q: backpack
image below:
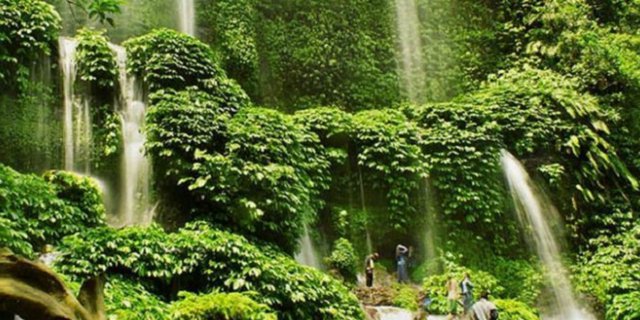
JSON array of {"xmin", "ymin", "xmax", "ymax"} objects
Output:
[{"xmin": 490, "ymin": 309, "xmax": 499, "ymax": 320}]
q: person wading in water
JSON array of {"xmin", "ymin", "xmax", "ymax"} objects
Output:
[{"xmin": 364, "ymin": 252, "xmax": 379, "ymax": 287}]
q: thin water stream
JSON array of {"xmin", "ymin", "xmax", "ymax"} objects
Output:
[
  {"xmin": 295, "ymin": 225, "xmax": 322, "ymax": 269},
  {"xmin": 394, "ymin": 0, "xmax": 426, "ymax": 103},
  {"xmin": 500, "ymin": 150, "xmax": 594, "ymax": 320},
  {"xmin": 177, "ymin": 0, "xmax": 195, "ymax": 36}
]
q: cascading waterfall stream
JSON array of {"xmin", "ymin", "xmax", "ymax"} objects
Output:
[
  {"xmin": 500, "ymin": 150, "xmax": 595, "ymax": 320},
  {"xmin": 394, "ymin": 0, "xmax": 426, "ymax": 103},
  {"xmin": 177, "ymin": 0, "xmax": 195, "ymax": 36},
  {"xmin": 112, "ymin": 44, "xmax": 153, "ymax": 226},
  {"xmin": 59, "ymin": 37, "xmax": 92, "ymax": 173},
  {"xmin": 295, "ymin": 225, "xmax": 322, "ymax": 269}
]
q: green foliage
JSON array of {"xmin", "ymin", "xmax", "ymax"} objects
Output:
[
  {"xmin": 56, "ymin": 222, "xmax": 365, "ymax": 320},
  {"xmin": 325, "ymin": 238, "xmax": 357, "ymax": 283},
  {"xmin": 146, "ymin": 88, "xmax": 233, "ymax": 182},
  {"xmin": 170, "ymin": 292, "xmax": 277, "ymax": 320},
  {"xmin": 104, "ymin": 276, "xmax": 169, "ymax": 320},
  {"xmin": 63, "ymin": 0, "xmax": 122, "ymax": 26},
  {"xmin": 124, "ymin": 28, "xmax": 224, "ymax": 92},
  {"xmin": 0, "ymin": 165, "xmax": 105, "ymax": 255},
  {"xmin": 607, "ymin": 291, "xmax": 640, "ymax": 320},
  {"xmin": 0, "ymin": 79, "xmax": 60, "ymax": 172},
  {"xmin": 187, "ymin": 107, "xmax": 330, "ymax": 253},
  {"xmin": 574, "ymin": 225, "xmax": 640, "ymax": 318},
  {"xmin": 485, "ymin": 258, "xmax": 542, "ymax": 305},
  {"xmin": 75, "ymin": 28, "xmax": 117, "ymax": 88},
  {"xmin": 392, "ymin": 284, "xmax": 419, "ymax": 311},
  {"xmin": 0, "ymin": 216, "xmax": 33, "ymax": 257},
  {"xmin": 43, "ymin": 170, "xmax": 106, "ymax": 223},
  {"xmin": 351, "ymin": 109, "xmax": 427, "ymax": 230},
  {"xmin": 199, "ymin": 0, "xmax": 259, "ymax": 97},
  {"xmin": 0, "ymin": 0, "xmax": 60, "ymax": 87},
  {"xmin": 494, "ymin": 299, "xmax": 540, "ymax": 320}
]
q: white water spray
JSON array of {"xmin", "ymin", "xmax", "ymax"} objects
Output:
[
  {"xmin": 295, "ymin": 225, "xmax": 322, "ymax": 269},
  {"xmin": 177, "ymin": 0, "xmax": 195, "ymax": 36},
  {"xmin": 394, "ymin": 0, "xmax": 426, "ymax": 103},
  {"xmin": 112, "ymin": 45, "xmax": 153, "ymax": 226},
  {"xmin": 500, "ymin": 150, "xmax": 594, "ymax": 320}
]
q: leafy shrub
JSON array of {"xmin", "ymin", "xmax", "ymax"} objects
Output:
[
  {"xmin": 0, "ymin": 0, "xmax": 60, "ymax": 86},
  {"xmin": 325, "ymin": 238, "xmax": 357, "ymax": 283},
  {"xmin": 105, "ymin": 276, "xmax": 169, "ymax": 320},
  {"xmin": 0, "ymin": 217, "xmax": 33, "ymax": 257},
  {"xmin": 146, "ymin": 88, "xmax": 233, "ymax": 182},
  {"xmin": 185, "ymin": 107, "xmax": 330, "ymax": 253},
  {"xmin": 606, "ymin": 291, "xmax": 640, "ymax": 320},
  {"xmin": 56, "ymin": 222, "xmax": 365, "ymax": 320},
  {"xmin": 170, "ymin": 292, "xmax": 277, "ymax": 320},
  {"xmin": 486, "ymin": 258, "xmax": 543, "ymax": 305},
  {"xmin": 350, "ymin": 109, "xmax": 427, "ymax": 231},
  {"xmin": 494, "ymin": 299, "xmax": 540, "ymax": 320},
  {"xmin": 75, "ymin": 28, "xmax": 117, "ymax": 88},
  {"xmin": 392, "ymin": 284, "xmax": 419, "ymax": 311},
  {"xmin": 124, "ymin": 28, "xmax": 223, "ymax": 92},
  {"xmin": 43, "ymin": 170, "xmax": 106, "ymax": 224},
  {"xmin": 574, "ymin": 224, "xmax": 640, "ymax": 319},
  {"xmin": 0, "ymin": 165, "xmax": 105, "ymax": 254}
]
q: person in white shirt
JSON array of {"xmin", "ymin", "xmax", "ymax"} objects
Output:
[{"xmin": 472, "ymin": 291, "xmax": 498, "ymax": 320}]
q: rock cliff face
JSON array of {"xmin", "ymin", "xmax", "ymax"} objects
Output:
[{"xmin": 0, "ymin": 249, "xmax": 105, "ymax": 320}]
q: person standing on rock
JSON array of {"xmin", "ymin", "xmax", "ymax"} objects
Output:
[
  {"xmin": 364, "ymin": 252, "xmax": 379, "ymax": 287},
  {"xmin": 460, "ymin": 273, "xmax": 475, "ymax": 317},
  {"xmin": 446, "ymin": 275, "xmax": 460, "ymax": 319},
  {"xmin": 396, "ymin": 244, "xmax": 409, "ymax": 283}
]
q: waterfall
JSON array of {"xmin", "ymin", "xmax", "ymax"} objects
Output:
[
  {"xmin": 394, "ymin": 0, "xmax": 426, "ymax": 103},
  {"xmin": 59, "ymin": 37, "xmax": 92, "ymax": 173},
  {"xmin": 421, "ymin": 178, "xmax": 437, "ymax": 264},
  {"xmin": 111, "ymin": 45, "xmax": 153, "ymax": 226},
  {"xmin": 500, "ymin": 150, "xmax": 595, "ymax": 320},
  {"xmin": 295, "ymin": 225, "xmax": 322, "ymax": 269},
  {"xmin": 177, "ymin": 0, "xmax": 196, "ymax": 36}
]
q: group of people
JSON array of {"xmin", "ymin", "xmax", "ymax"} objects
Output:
[
  {"xmin": 364, "ymin": 247, "xmax": 498, "ymax": 320},
  {"xmin": 364, "ymin": 244, "xmax": 412, "ymax": 287},
  {"xmin": 441, "ymin": 273, "xmax": 497, "ymax": 320}
]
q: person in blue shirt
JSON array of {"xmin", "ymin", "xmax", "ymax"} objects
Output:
[{"xmin": 396, "ymin": 244, "xmax": 409, "ymax": 283}]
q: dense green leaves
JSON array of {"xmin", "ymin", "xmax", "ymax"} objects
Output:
[
  {"xmin": 575, "ymin": 225, "xmax": 640, "ymax": 318},
  {"xmin": 124, "ymin": 28, "xmax": 225, "ymax": 92},
  {"xmin": 0, "ymin": 0, "xmax": 60, "ymax": 87},
  {"xmin": 170, "ymin": 292, "xmax": 277, "ymax": 320},
  {"xmin": 75, "ymin": 28, "xmax": 117, "ymax": 88},
  {"xmin": 325, "ymin": 238, "xmax": 358, "ymax": 283},
  {"xmin": 0, "ymin": 165, "xmax": 105, "ymax": 256},
  {"xmin": 56, "ymin": 222, "xmax": 365, "ymax": 320},
  {"xmin": 187, "ymin": 107, "xmax": 330, "ymax": 253}
]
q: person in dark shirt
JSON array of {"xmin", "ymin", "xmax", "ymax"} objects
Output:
[{"xmin": 364, "ymin": 252, "xmax": 379, "ymax": 287}]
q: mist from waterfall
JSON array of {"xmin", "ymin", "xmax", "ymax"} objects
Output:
[
  {"xmin": 295, "ymin": 225, "xmax": 322, "ymax": 269},
  {"xmin": 177, "ymin": 0, "xmax": 196, "ymax": 36},
  {"xmin": 112, "ymin": 45, "xmax": 153, "ymax": 226},
  {"xmin": 394, "ymin": 0, "xmax": 426, "ymax": 103},
  {"xmin": 500, "ymin": 150, "xmax": 595, "ymax": 320},
  {"xmin": 60, "ymin": 37, "xmax": 92, "ymax": 173}
]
